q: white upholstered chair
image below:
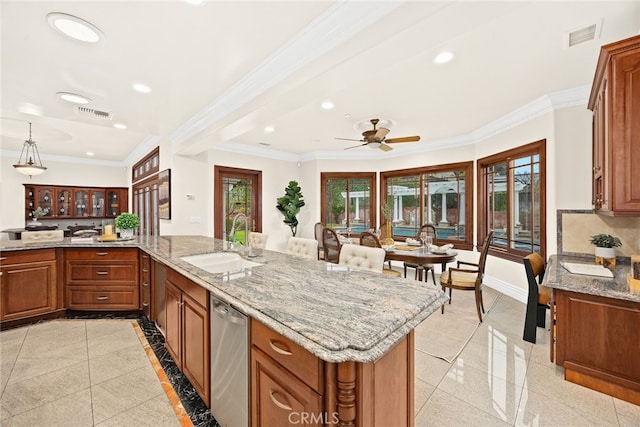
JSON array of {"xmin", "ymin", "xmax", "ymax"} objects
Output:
[
  {"xmin": 286, "ymin": 237, "xmax": 318, "ymax": 260},
  {"xmin": 247, "ymin": 232, "xmax": 268, "ymax": 249},
  {"xmin": 21, "ymin": 230, "xmax": 64, "ymax": 242},
  {"xmin": 338, "ymin": 244, "xmax": 385, "ymax": 273}
]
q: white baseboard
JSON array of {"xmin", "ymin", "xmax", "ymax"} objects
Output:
[{"xmin": 484, "ymin": 275, "xmax": 528, "ymax": 304}]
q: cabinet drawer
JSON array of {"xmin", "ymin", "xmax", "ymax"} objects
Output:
[
  {"xmin": 67, "ymin": 286, "xmax": 139, "ymax": 309},
  {"xmin": 0, "ymin": 248, "xmax": 55, "ymax": 265},
  {"xmin": 66, "ymin": 261, "xmax": 137, "ymax": 285},
  {"xmin": 251, "ymin": 319, "xmax": 323, "ymax": 392},
  {"xmin": 65, "ymin": 248, "xmax": 138, "ymax": 260}
]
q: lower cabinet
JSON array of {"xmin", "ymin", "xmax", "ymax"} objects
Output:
[
  {"xmin": 0, "ymin": 249, "xmax": 59, "ymax": 322},
  {"xmin": 554, "ymin": 289, "xmax": 640, "ymax": 405},
  {"xmin": 64, "ymin": 248, "xmax": 139, "ymax": 310},
  {"xmin": 164, "ymin": 268, "xmax": 210, "ymax": 405},
  {"xmin": 250, "ymin": 318, "xmax": 414, "ymax": 427},
  {"xmin": 140, "ymin": 251, "xmax": 152, "ymax": 318}
]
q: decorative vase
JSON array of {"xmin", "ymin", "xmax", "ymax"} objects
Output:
[
  {"xmin": 30, "ymin": 218, "xmax": 42, "ymax": 226},
  {"xmin": 119, "ymin": 229, "xmax": 134, "ymax": 240},
  {"xmin": 594, "ymin": 247, "xmax": 616, "ymax": 268},
  {"xmin": 380, "ymin": 221, "xmax": 394, "ymax": 249}
]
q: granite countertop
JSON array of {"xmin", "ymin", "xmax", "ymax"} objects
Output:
[
  {"xmin": 0, "ymin": 235, "xmax": 448, "ymax": 363},
  {"xmin": 543, "ymin": 254, "xmax": 640, "ymax": 303}
]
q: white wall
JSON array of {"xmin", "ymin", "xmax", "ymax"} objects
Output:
[{"xmin": 0, "ymin": 154, "xmax": 128, "ymax": 230}]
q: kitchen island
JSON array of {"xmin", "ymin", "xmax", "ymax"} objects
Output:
[
  {"xmin": 543, "ymin": 254, "xmax": 640, "ymax": 406},
  {"xmin": 0, "ymin": 235, "xmax": 448, "ymax": 426}
]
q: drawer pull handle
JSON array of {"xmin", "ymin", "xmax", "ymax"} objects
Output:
[
  {"xmin": 142, "ymin": 269, "xmax": 149, "ymax": 273},
  {"xmin": 96, "ymin": 296, "xmax": 109, "ymax": 301},
  {"xmin": 96, "ymin": 271, "xmax": 109, "ymax": 275},
  {"xmin": 142, "ymin": 255, "xmax": 149, "ymax": 259},
  {"xmin": 142, "ymin": 282, "xmax": 149, "ymax": 287},
  {"xmin": 269, "ymin": 389, "xmax": 292, "ymax": 411},
  {"xmin": 96, "ymin": 252, "xmax": 109, "ymax": 256},
  {"xmin": 0, "ymin": 257, "xmax": 7, "ymax": 261},
  {"xmin": 142, "ymin": 302, "xmax": 149, "ymax": 307},
  {"xmin": 269, "ymin": 339, "xmax": 292, "ymax": 356}
]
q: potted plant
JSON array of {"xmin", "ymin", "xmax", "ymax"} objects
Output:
[
  {"xmin": 276, "ymin": 181, "xmax": 305, "ymax": 236},
  {"xmin": 115, "ymin": 212, "xmax": 140, "ymax": 240},
  {"xmin": 589, "ymin": 233, "xmax": 621, "ymax": 266},
  {"xmin": 29, "ymin": 207, "xmax": 49, "ymax": 225}
]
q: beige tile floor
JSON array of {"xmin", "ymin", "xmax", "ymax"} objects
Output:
[{"xmin": 1, "ymin": 292, "xmax": 639, "ymax": 427}]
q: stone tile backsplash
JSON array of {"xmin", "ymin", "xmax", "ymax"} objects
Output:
[{"xmin": 559, "ymin": 210, "xmax": 640, "ymax": 257}]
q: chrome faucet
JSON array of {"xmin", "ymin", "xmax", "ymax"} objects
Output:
[{"xmin": 229, "ymin": 213, "xmax": 253, "ymax": 256}]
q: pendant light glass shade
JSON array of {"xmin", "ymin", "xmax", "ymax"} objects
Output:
[{"xmin": 13, "ymin": 123, "xmax": 47, "ymax": 177}]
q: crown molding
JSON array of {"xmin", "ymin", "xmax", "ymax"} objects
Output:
[
  {"xmin": 169, "ymin": 1, "xmax": 404, "ymax": 147},
  {"xmin": 123, "ymin": 135, "xmax": 161, "ymax": 166}
]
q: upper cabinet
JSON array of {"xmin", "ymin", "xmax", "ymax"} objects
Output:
[
  {"xmin": 588, "ymin": 34, "xmax": 640, "ymax": 216},
  {"xmin": 24, "ymin": 185, "xmax": 128, "ymax": 220}
]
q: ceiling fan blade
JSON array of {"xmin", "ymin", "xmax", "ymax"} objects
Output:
[
  {"xmin": 345, "ymin": 143, "xmax": 367, "ymax": 150},
  {"xmin": 375, "ymin": 127, "xmax": 390, "ymax": 140},
  {"xmin": 335, "ymin": 137, "xmax": 365, "ymax": 142},
  {"xmin": 385, "ymin": 136, "xmax": 420, "ymax": 144},
  {"xmin": 379, "ymin": 143, "xmax": 393, "ymax": 152}
]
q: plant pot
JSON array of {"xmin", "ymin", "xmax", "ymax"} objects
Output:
[
  {"xmin": 594, "ymin": 247, "xmax": 616, "ymax": 268},
  {"xmin": 119, "ymin": 228, "xmax": 134, "ymax": 240}
]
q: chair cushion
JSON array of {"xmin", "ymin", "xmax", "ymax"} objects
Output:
[
  {"xmin": 382, "ymin": 268, "xmax": 402, "ymax": 277},
  {"xmin": 538, "ymin": 285, "xmax": 552, "ymax": 305},
  {"xmin": 440, "ymin": 269, "xmax": 478, "ymax": 288},
  {"xmin": 404, "ymin": 262, "xmax": 434, "ymax": 268}
]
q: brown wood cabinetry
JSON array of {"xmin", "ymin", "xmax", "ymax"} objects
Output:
[
  {"xmin": 64, "ymin": 248, "xmax": 139, "ymax": 310},
  {"xmin": 0, "ymin": 249, "xmax": 60, "ymax": 323},
  {"xmin": 250, "ymin": 318, "xmax": 414, "ymax": 427},
  {"xmin": 553, "ymin": 289, "xmax": 640, "ymax": 406},
  {"xmin": 24, "ymin": 184, "xmax": 128, "ymax": 220},
  {"xmin": 164, "ymin": 268, "xmax": 210, "ymax": 405},
  {"xmin": 588, "ymin": 34, "xmax": 640, "ymax": 215},
  {"xmin": 140, "ymin": 251, "xmax": 152, "ymax": 318}
]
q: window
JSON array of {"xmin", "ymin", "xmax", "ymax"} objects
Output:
[
  {"xmin": 132, "ymin": 147, "xmax": 159, "ymax": 183},
  {"xmin": 478, "ymin": 140, "xmax": 546, "ymax": 262},
  {"xmin": 132, "ymin": 147, "xmax": 160, "ymax": 235},
  {"xmin": 380, "ymin": 162, "xmax": 474, "ymax": 250},
  {"xmin": 320, "ymin": 172, "xmax": 376, "ymax": 235}
]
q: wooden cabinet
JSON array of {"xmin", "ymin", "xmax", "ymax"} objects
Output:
[
  {"xmin": 250, "ymin": 319, "xmax": 414, "ymax": 427},
  {"xmin": 588, "ymin": 34, "xmax": 640, "ymax": 215},
  {"xmin": 23, "ymin": 185, "xmax": 128, "ymax": 220},
  {"xmin": 0, "ymin": 249, "xmax": 59, "ymax": 322},
  {"xmin": 164, "ymin": 268, "xmax": 210, "ymax": 405},
  {"xmin": 64, "ymin": 248, "xmax": 139, "ymax": 310},
  {"xmin": 554, "ymin": 289, "xmax": 640, "ymax": 406}
]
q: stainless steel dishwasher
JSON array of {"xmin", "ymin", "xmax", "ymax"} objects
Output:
[{"xmin": 210, "ymin": 295, "xmax": 248, "ymax": 427}]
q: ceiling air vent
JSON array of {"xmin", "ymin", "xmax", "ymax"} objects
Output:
[
  {"xmin": 567, "ymin": 24, "xmax": 598, "ymax": 47},
  {"xmin": 76, "ymin": 106, "xmax": 112, "ymax": 120}
]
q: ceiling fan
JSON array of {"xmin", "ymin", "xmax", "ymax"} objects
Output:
[{"xmin": 336, "ymin": 118, "xmax": 420, "ymax": 151}]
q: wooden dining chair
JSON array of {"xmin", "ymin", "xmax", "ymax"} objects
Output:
[
  {"xmin": 522, "ymin": 252, "xmax": 552, "ymax": 343},
  {"xmin": 439, "ymin": 231, "xmax": 493, "ymax": 322},
  {"xmin": 360, "ymin": 231, "xmax": 401, "ymax": 277},
  {"xmin": 322, "ymin": 227, "xmax": 342, "ymax": 264},
  {"xmin": 314, "ymin": 222, "xmax": 326, "ymax": 260},
  {"xmin": 404, "ymin": 224, "xmax": 437, "ymax": 284}
]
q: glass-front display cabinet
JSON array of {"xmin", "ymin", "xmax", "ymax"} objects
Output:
[
  {"xmin": 56, "ymin": 188, "xmax": 72, "ymax": 218},
  {"xmin": 91, "ymin": 189, "xmax": 105, "ymax": 217}
]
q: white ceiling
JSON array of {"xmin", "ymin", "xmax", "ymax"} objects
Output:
[{"xmin": 2, "ymin": 1, "xmax": 639, "ymax": 165}]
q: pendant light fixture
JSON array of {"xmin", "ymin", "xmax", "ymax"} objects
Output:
[{"xmin": 13, "ymin": 122, "xmax": 47, "ymax": 178}]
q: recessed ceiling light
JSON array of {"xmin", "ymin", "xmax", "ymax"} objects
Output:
[
  {"xmin": 113, "ymin": 123, "xmax": 127, "ymax": 129},
  {"xmin": 184, "ymin": 0, "xmax": 205, "ymax": 5},
  {"xmin": 86, "ymin": 152, "xmax": 94, "ymax": 156},
  {"xmin": 47, "ymin": 13, "xmax": 104, "ymax": 43},
  {"xmin": 56, "ymin": 91, "xmax": 91, "ymax": 104},
  {"xmin": 18, "ymin": 103, "xmax": 43, "ymax": 116},
  {"xmin": 434, "ymin": 51, "xmax": 454, "ymax": 64},
  {"xmin": 132, "ymin": 83, "xmax": 151, "ymax": 94},
  {"xmin": 264, "ymin": 126, "xmax": 274, "ymax": 133},
  {"xmin": 321, "ymin": 101, "xmax": 334, "ymax": 110}
]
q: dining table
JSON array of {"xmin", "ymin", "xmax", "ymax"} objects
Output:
[{"xmin": 383, "ymin": 243, "xmax": 458, "ymax": 281}]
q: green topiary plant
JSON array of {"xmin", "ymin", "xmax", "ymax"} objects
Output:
[
  {"xmin": 115, "ymin": 212, "xmax": 140, "ymax": 230},
  {"xmin": 276, "ymin": 181, "xmax": 305, "ymax": 236},
  {"xmin": 589, "ymin": 234, "xmax": 622, "ymax": 248}
]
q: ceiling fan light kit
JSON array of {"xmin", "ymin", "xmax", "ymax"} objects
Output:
[{"xmin": 336, "ymin": 118, "xmax": 420, "ymax": 152}]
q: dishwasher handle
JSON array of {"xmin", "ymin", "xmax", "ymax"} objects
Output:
[{"xmin": 212, "ymin": 302, "xmax": 246, "ymax": 325}]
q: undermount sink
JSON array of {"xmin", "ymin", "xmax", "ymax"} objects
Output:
[{"xmin": 181, "ymin": 252, "xmax": 261, "ymax": 274}]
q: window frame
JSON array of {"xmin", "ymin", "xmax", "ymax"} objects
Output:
[
  {"xmin": 380, "ymin": 161, "xmax": 474, "ymax": 251},
  {"xmin": 477, "ymin": 139, "xmax": 546, "ymax": 262},
  {"xmin": 320, "ymin": 172, "xmax": 377, "ymax": 236}
]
